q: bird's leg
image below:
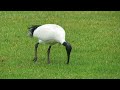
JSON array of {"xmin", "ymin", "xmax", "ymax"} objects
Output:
[
  {"xmin": 47, "ymin": 46, "xmax": 51, "ymax": 64},
  {"xmin": 33, "ymin": 42, "xmax": 39, "ymax": 62}
]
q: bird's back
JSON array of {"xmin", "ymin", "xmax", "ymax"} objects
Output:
[{"xmin": 33, "ymin": 24, "xmax": 66, "ymax": 44}]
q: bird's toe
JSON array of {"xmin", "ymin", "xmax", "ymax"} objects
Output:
[{"xmin": 33, "ymin": 57, "xmax": 37, "ymax": 62}]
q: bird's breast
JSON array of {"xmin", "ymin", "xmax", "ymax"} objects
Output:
[{"xmin": 43, "ymin": 39, "xmax": 58, "ymax": 45}]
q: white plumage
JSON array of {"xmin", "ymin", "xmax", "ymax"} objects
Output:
[
  {"xmin": 28, "ymin": 24, "xmax": 72, "ymax": 64},
  {"xmin": 33, "ymin": 24, "xmax": 66, "ymax": 45}
]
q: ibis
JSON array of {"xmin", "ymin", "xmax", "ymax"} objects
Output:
[{"xmin": 28, "ymin": 24, "xmax": 72, "ymax": 64}]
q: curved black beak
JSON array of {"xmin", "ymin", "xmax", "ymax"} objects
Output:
[{"xmin": 63, "ymin": 41, "xmax": 72, "ymax": 64}]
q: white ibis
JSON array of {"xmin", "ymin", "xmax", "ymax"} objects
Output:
[{"xmin": 28, "ymin": 24, "xmax": 72, "ymax": 64}]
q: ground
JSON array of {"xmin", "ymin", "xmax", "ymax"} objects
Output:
[{"xmin": 0, "ymin": 11, "xmax": 120, "ymax": 79}]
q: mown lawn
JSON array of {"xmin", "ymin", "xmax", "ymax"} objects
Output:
[{"xmin": 0, "ymin": 11, "xmax": 120, "ymax": 79}]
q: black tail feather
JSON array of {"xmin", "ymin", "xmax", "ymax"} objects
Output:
[{"xmin": 28, "ymin": 25, "xmax": 41, "ymax": 37}]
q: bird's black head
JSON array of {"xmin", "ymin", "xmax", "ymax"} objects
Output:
[
  {"xmin": 63, "ymin": 41, "xmax": 72, "ymax": 64},
  {"xmin": 28, "ymin": 25, "xmax": 40, "ymax": 37}
]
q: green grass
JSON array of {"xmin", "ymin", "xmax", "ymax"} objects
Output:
[{"xmin": 0, "ymin": 11, "xmax": 120, "ymax": 79}]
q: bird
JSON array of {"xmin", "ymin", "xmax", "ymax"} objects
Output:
[{"xmin": 28, "ymin": 24, "xmax": 72, "ymax": 64}]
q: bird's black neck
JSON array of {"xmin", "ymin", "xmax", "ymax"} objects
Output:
[{"xmin": 62, "ymin": 41, "xmax": 72, "ymax": 64}]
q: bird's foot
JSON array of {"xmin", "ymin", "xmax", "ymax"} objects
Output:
[
  {"xmin": 33, "ymin": 57, "xmax": 37, "ymax": 62},
  {"xmin": 47, "ymin": 59, "xmax": 50, "ymax": 64}
]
